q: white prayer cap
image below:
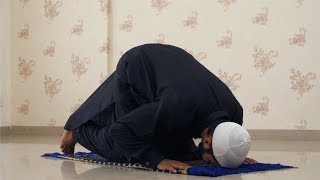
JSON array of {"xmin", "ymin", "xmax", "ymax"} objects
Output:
[{"xmin": 212, "ymin": 122, "xmax": 251, "ymax": 168}]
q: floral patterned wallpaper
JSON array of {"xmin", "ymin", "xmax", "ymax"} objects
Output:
[
  {"xmin": 11, "ymin": 0, "xmax": 110, "ymax": 126},
  {"xmin": 5, "ymin": 0, "xmax": 320, "ymax": 130},
  {"xmin": 0, "ymin": 0, "xmax": 11, "ymax": 127}
]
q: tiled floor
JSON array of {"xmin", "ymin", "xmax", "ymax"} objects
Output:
[{"xmin": 1, "ymin": 135, "xmax": 319, "ymax": 180}]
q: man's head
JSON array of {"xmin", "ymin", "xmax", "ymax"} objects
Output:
[
  {"xmin": 200, "ymin": 122, "xmax": 251, "ymax": 168},
  {"xmin": 200, "ymin": 126, "xmax": 213, "ymax": 150},
  {"xmin": 198, "ymin": 126, "xmax": 217, "ymax": 166}
]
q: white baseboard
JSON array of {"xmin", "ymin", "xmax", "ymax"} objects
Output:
[{"xmin": 1, "ymin": 126, "xmax": 320, "ymax": 141}]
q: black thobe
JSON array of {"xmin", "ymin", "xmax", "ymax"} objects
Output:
[{"xmin": 64, "ymin": 43, "xmax": 243, "ymax": 169}]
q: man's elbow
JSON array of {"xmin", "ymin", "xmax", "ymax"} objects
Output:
[
  {"xmin": 108, "ymin": 123, "xmax": 120, "ymax": 139},
  {"xmin": 108, "ymin": 122, "xmax": 131, "ymax": 142}
]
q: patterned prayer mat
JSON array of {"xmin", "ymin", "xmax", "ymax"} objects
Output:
[{"xmin": 42, "ymin": 152, "xmax": 295, "ymax": 177}]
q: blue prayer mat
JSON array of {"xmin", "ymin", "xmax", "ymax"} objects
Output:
[{"xmin": 42, "ymin": 152, "xmax": 295, "ymax": 177}]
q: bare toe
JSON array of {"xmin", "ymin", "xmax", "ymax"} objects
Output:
[{"xmin": 60, "ymin": 130, "xmax": 76, "ymax": 155}]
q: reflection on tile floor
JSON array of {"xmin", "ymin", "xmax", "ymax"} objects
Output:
[{"xmin": 1, "ymin": 135, "xmax": 319, "ymax": 180}]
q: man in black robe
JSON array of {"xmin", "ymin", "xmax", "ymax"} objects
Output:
[{"xmin": 60, "ymin": 43, "xmax": 256, "ymax": 173}]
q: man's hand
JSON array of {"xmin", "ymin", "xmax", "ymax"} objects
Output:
[
  {"xmin": 157, "ymin": 159, "xmax": 191, "ymax": 173},
  {"xmin": 243, "ymin": 157, "xmax": 258, "ymax": 164},
  {"xmin": 202, "ymin": 152, "xmax": 220, "ymax": 167}
]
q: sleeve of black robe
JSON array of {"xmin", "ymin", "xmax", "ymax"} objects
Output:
[{"xmin": 109, "ymin": 98, "xmax": 169, "ymax": 169}]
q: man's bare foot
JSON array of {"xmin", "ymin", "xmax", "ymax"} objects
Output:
[{"xmin": 60, "ymin": 130, "xmax": 76, "ymax": 156}]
